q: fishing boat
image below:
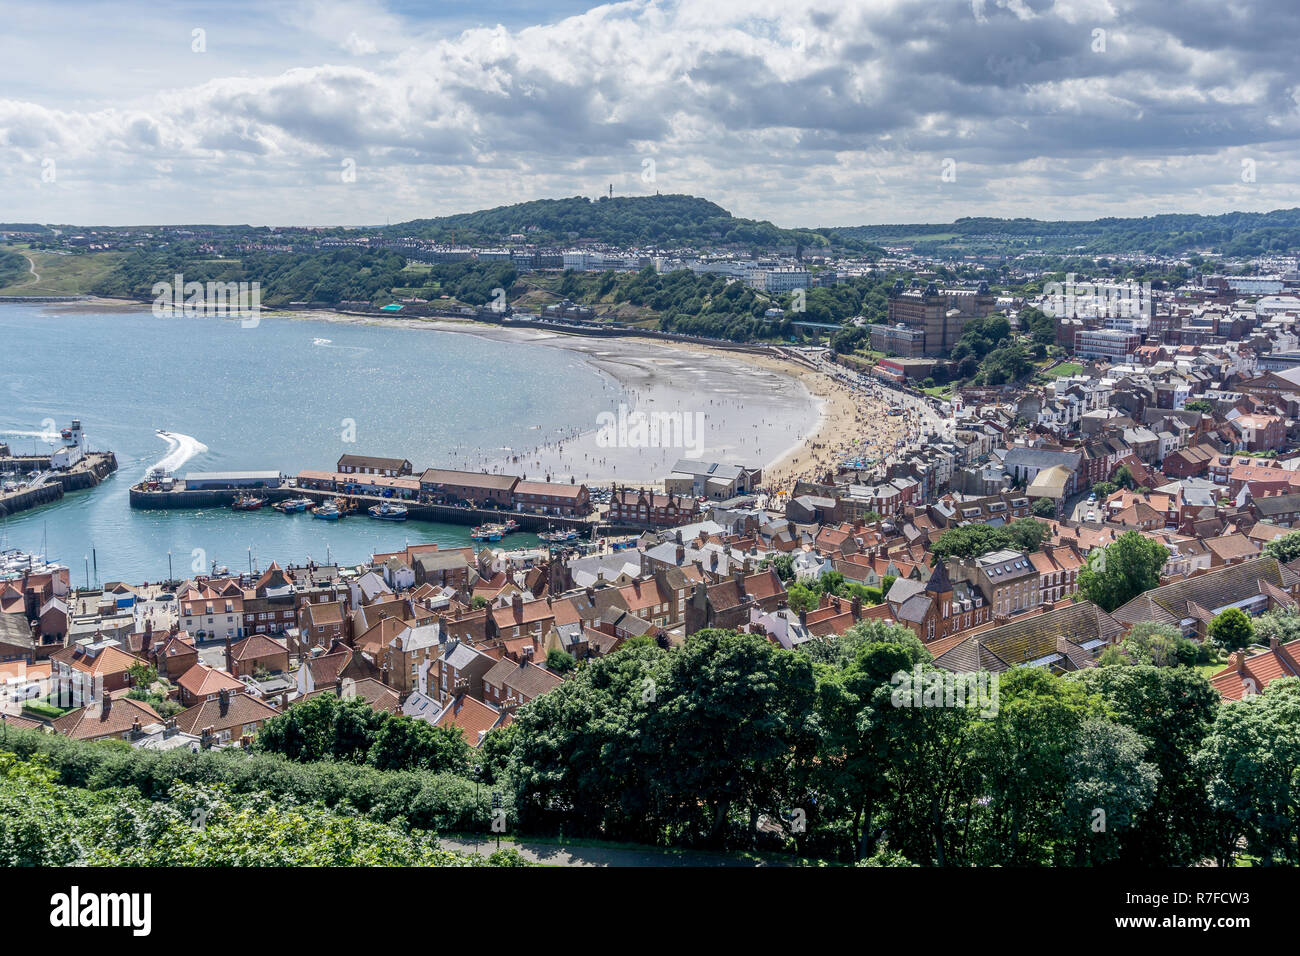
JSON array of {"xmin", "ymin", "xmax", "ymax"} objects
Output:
[
  {"xmin": 470, "ymin": 523, "xmax": 504, "ymax": 542},
  {"xmin": 503, "ymin": 519, "xmax": 520, "ymax": 534},
  {"xmin": 368, "ymin": 502, "xmax": 408, "ymax": 521},
  {"xmin": 272, "ymin": 497, "xmax": 313, "ymax": 514},
  {"xmin": 231, "ymin": 495, "xmax": 267, "ymax": 511},
  {"xmin": 539, "ymin": 528, "xmax": 579, "ymax": 544},
  {"xmin": 312, "ymin": 502, "xmax": 342, "ymax": 521}
]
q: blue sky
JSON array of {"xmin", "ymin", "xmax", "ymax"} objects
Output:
[{"xmin": 2, "ymin": 0, "xmax": 1298, "ymax": 228}]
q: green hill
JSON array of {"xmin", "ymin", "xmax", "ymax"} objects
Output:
[{"xmin": 389, "ymin": 193, "xmax": 841, "ymax": 251}]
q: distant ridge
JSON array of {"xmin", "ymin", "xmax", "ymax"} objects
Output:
[
  {"xmin": 387, "ymin": 193, "xmax": 848, "ymax": 251},
  {"xmin": 827, "ymin": 208, "xmax": 1300, "ymax": 256}
]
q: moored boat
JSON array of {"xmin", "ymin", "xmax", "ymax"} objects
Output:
[
  {"xmin": 231, "ymin": 495, "xmax": 267, "ymax": 511},
  {"xmin": 312, "ymin": 502, "xmax": 342, "ymax": 520},
  {"xmin": 368, "ymin": 502, "xmax": 408, "ymax": 521},
  {"xmin": 470, "ymin": 523, "xmax": 504, "ymax": 542},
  {"xmin": 273, "ymin": 497, "xmax": 313, "ymax": 513}
]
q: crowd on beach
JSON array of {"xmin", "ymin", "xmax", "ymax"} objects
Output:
[
  {"xmin": 761, "ymin": 362, "xmax": 948, "ymax": 500},
  {"xmin": 419, "ymin": 333, "xmax": 948, "ymax": 498}
]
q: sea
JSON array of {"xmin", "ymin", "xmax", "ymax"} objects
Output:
[{"xmin": 0, "ymin": 304, "xmax": 630, "ymax": 582}]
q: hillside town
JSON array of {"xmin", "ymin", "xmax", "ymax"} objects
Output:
[{"xmin": 9, "ymin": 263, "xmax": 1300, "ymax": 748}]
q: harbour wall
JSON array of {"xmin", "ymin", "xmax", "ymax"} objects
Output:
[
  {"xmin": 128, "ymin": 484, "xmax": 594, "ymax": 532},
  {"xmin": 0, "ymin": 452, "xmax": 118, "ymax": 518}
]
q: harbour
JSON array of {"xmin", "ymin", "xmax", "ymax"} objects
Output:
[{"xmin": 0, "ymin": 303, "xmax": 820, "ymax": 581}]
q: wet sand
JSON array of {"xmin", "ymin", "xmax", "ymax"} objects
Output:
[{"xmin": 42, "ymin": 299, "xmax": 916, "ymax": 490}]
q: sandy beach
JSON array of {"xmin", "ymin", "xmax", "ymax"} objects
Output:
[{"xmin": 38, "ymin": 299, "xmax": 916, "ymax": 491}]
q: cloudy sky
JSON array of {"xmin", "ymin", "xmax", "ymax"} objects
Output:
[{"xmin": 2, "ymin": 0, "xmax": 1297, "ymax": 228}]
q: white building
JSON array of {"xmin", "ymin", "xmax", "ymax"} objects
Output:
[{"xmin": 50, "ymin": 420, "xmax": 86, "ymax": 469}]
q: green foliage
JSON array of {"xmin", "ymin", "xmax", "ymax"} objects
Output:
[
  {"xmin": 1120, "ymin": 621, "xmax": 1200, "ymax": 667},
  {"xmin": 799, "ymin": 619, "xmax": 929, "ymax": 669},
  {"xmin": 1254, "ymin": 608, "xmax": 1300, "ymax": 645},
  {"xmin": 1263, "ymin": 529, "xmax": 1300, "ymax": 564},
  {"xmin": 1020, "ymin": 305, "xmax": 1057, "ymax": 346},
  {"xmin": 2, "ymin": 727, "xmax": 495, "ymax": 835},
  {"xmin": 0, "ymin": 249, "xmax": 29, "ymax": 287},
  {"xmin": 392, "ymin": 194, "xmax": 836, "ymax": 251},
  {"xmin": 546, "ymin": 649, "xmax": 577, "ymax": 673},
  {"xmin": 366, "ymin": 718, "xmax": 471, "ymax": 774},
  {"xmin": 510, "ymin": 632, "xmax": 818, "ymax": 848},
  {"xmin": 1074, "ymin": 665, "xmax": 1220, "ymax": 865},
  {"xmin": 1197, "ymin": 677, "xmax": 1300, "ymax": 865},
  {"xmin": 254, "ymin": 694, "xmax": 389, "ymax": 763},
  {"xmin": 829, "ymin": 208, "xmax": 1300, "ymax": 258},
  {"xmin": 254, "ymin": 693, "xmax": 471, "ymax": 775},
  {"xmin": 1184, "ymin": 399, "xmax": 1213, "ymax": 414},
  {"xmin": 92, "ymin": 246, "xmax": 409, "ymax": 308},
  {"xmin": 0, "ymin": 751, "xmax": 519, "ymax": 867},
  {"xmin": 759, "ymin": 553, "xmax": 796, "ymax": 582},
  {"xmin": 1031, "ymin": 497, "xmax": 1056, "ymax": 517},
  {"xmin": 1208, "ymin": 608, "xmax": 1254, "ymax": 652},
  {"xmin": 930, "ymin": 517, "xmax": 1048, "ymax": 563},
  {"xmin": 1077, "ymin": 530, "xmax": 1169, "ymax": 612}
]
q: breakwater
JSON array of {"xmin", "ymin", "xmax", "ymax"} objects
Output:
[
  {"xmin": 128, "ymin": 484, "xmax": 594, "ymax": 532},
  {"xmin": 0, "ymin": 452, "xmax": 118, "ymax": 518}
]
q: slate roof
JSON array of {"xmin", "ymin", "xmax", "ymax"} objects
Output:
[
  {"xmin": 934, "ymin": 601, "xmax": 1122, "ymax": 674},
  {"xmin": 1112, "ymin": 556, "xmax": 1296, "ymax": 626}
]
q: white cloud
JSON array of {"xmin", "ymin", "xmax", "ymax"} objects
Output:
[{"xmin": 1, "ymin": 0, "xmax": 1297, "ymax": 226}]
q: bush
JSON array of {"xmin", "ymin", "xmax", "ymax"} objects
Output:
[{"xmin": 1, "ymin": 727, "xmax": 500, "ymax": 835}]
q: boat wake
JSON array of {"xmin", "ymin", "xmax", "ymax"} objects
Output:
[
  {"xmin": 148, "ymin": 430, "xmax": 208, "ymax": 476},
  {"xmin": 0, "ymin": 429, "xmax": 55, "ymax": 440},
  {"xmin": 312, "ymin": 337, "xmax": 370, "ymax": 353}
]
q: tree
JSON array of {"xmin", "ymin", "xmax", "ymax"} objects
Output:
[
  {"xmin": 1090, "ymin": 480, "xmax": 1117, "ymax": 499},
  {"xmin": 1254, "ymin": 608, "xmax": 1300, "ymax": 645},
  {"xmin": 254, "ymin": 693, "xmax": 388, "ymax": 763},
  {"xmin": 1113, "ymin": 465, "xmax": 1136, "ymax": 490},
  {"xmin": 648, "ymin": 630, "xmax": 819, "ymax": 847},
  {"xmin": 814, "ymin": 629, "xmax": 931, "ymax": 859},
  {"xmin": 1074, "ymin": 665, "xmax": 1220, "ymax": 865},
  {"xmin": 1264, "ymin": 529, "xmax": 1300, "ymax": 564},
  {"xmin": 1031, "ymin": 497, "xmax": 1056, "ymax": 517},
  {"xmin": 126, "ymin": 662, "xmax": 158, "ymax": 688},
  {"xmin": 1077, "ymin": 531, "xmax": 1169, "ymax": 612},
  {"xmin": 1198, "ymin": 677, "xmax": 1300, "ymax": 865},
  {"xmin": 510, "ymin": 643, "xmax": 671, "ymax": 839},
  {"xmin": 930, "ymin": 517, "xmax": 1048, "ymax": 563},
  {"xmin": 965, "ymin": 669, "xmax": 1132, "ymax": 865},
  {"xmin": 1184, "ymin": 399, "xmax": 1212, "ymax": 414},
  {"xmin": 367, "ymin": 718, "xmax": 470, "ymax": 774},
  {"xmin": 1208, "ymin": 607, "xmax": 1254, "ymax": 652},
  {"xmin": 546, "ymin": 649, "xmax": 577, "ymax": 673},
  {"xmin": 785, "ymin": 583, "xmax": 820, "ymax": 613},
  {"xmin": 760, "ymin": 553, "xmax": 796, "ymax": 582},
  {"xmin": 1121, "ymin": 621, "xmax": 1198, "ymax": 667}
]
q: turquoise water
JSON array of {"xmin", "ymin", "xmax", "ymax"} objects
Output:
[{"xmin": 0, "ymin": 305, "xmax": 622, "ymax": 582}]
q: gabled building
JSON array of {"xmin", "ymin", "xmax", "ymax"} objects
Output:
[{"xmin": 932, "ymin": 601, "xmax": 1122, "ymax": 674}]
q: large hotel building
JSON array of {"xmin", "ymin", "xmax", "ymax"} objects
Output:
[{"xmin": 869, "ymin": 280, "xmax": 996, "ymax": 358}]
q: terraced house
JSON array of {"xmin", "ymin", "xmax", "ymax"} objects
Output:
[
  {"xmin": 1111, "ymin": 555, "xmax": 1300, "ymax": 638},
  {"xmin": 932, "ymin": 601, "xmax": 1124, "ymax": 675}
]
